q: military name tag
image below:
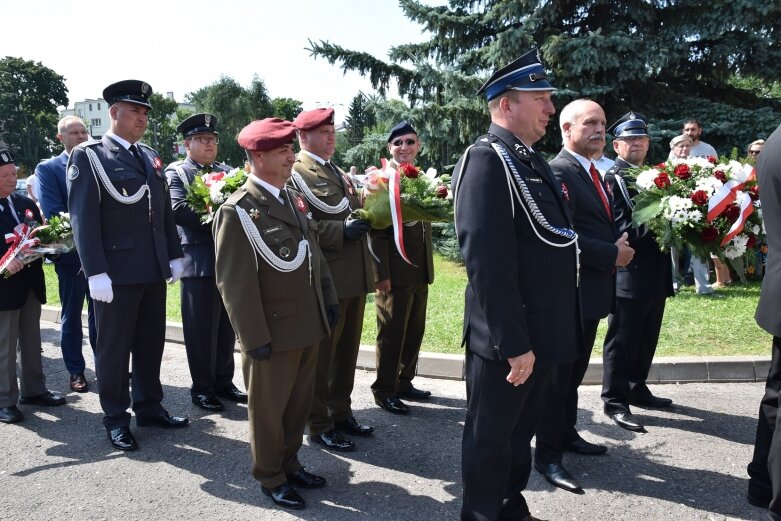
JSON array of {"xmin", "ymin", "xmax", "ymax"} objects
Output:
[
  {"xmin": 526, "ymin": 177, "xmax": 543, "ymax": 183},
  {"xmin": 67, "ymin": 165, "xmax": 79, "ymax": 180},
  {"xmin": 263, "ymin": 225, "xmax": 282, "ymax": 235},
  {"xmin": 315, "ymin": 182, "xmax": 328, "ymax": 187}
]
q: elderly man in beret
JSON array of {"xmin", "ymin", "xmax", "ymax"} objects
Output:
[
  {"xmin": 214, "ymin": 117, "xmax": 339, "ymax": 511},
  {"xmin": 290, "ymin": 108, "xmax": 375, "ymax": 453},
  {"xmin": 67, "ymin": 79, "xmax": 188, "ymax": 451},
  {"xmin": 165, "ymin": 113, "xmax": 246, "ymax": 413}
]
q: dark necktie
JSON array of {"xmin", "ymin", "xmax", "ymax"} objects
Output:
[
  {"xmin": 1, "ymin": 197, "xmax": 17, "ymax": 224},
  {"xmin": 129, "ymin": 144, "xmax": 146, "ymax": 170},
  {"xmin": 325, "ymin": 161, "xmax": 343, "ymax": 182},
  {"xmin": 589, "ymin": 162, "xmax": 611, "ymax": 218}
]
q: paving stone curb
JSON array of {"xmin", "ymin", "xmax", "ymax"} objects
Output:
[{"xmin": 41, "ymin": 305, "xmax": 771, "ymax": 384}]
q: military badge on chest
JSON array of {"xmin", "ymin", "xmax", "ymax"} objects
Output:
[
  {"xmin": 561, "ymin": 182, "xmax": 570, "ymax": 201},
  {"xmin": 342, "ymin": 174, "xmax": 355, "ymax": 195}
]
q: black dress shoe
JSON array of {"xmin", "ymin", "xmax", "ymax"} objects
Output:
[
  {"xmin": 608, "ymin": 411, "xmax": 647, "ymax": 433},
  {"xmin": 286, "ymin": 468, "xmax": 326, "ymax": 489},
  {"xmin": 563, "ymin": 437, "xmax": 607, "ymax": 455},
  {"xmin": 747, "ymin": 490, "xmax": 771, "ymax": 508},
  {"xmin": 261, "ymin": 483, "xmax": 305, "ymax": 510},
  {"xmin": 19, "ymin": 391, "xmax": 66, "ymax": 406},
  {"xmin": 335, "ymin": 416, "xmax": 374, "ymax": 436},
  {"xmin": 69, "ymin": 373, "xmax": 89, "ymax": 393},
  {"xmin": 534, "ymin": 461, "xmax": 584, "ymax": 494},
  {"xmin": 136, "ymin": 411, "xmax": 189, "ymax": 428},
  {"xmin": 216, "ymin": 385, "xmax": 248, "ymax": 403},
  {"xmin": 108, "ymin": 427, "xmax": 138, "ymax": 451},
  {"xmin": 375, "ymin": 396, "xmax": 410, "ymax": 414},
  {"xmin": 397, "ymin": 386, "xmax": 432, "ymax": 400},
  {"xmin": 630, "ymin": 394, "xmax": 673, "ymax": 409},
  {"xmin": 308, "ymin": 429, "xmax": 355, "ymax": 451},
  {"xmin": 0, "ymin": 406, "xmax": 23, "ymax": 423},
  {"xmin": 192, "ymin": 393, "xmax": 225, "ymax": 411}
]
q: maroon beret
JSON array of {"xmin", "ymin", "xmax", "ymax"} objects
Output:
[
  {"xmin": 293, "ymin": 108, "xmax": 335, "ymax": 131},
  {"xmin": 237, "ymin": 118, "xmax": 296, "ymax": 151}
]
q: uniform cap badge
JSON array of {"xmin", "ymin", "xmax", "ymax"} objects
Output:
[{"xmin": 204, "ymin": 114, "xmax": 212, "ymax": 127}]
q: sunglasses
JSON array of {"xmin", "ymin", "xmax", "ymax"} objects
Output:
[
  {"xmin": 749, "ymin": 149, "xmax": 761, "ymax": 155},
  {"xmin": 392, "ymin": 138, "xmax": 417, "ymax": 147}
]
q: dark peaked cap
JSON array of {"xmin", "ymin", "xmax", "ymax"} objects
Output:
[
  {"xmin": 477, "ymin": 48, "xmax": 556, "ymax": 101},
  {"xmin": 177, "ymin": 113, "xmax": 219, "ymax": 137},
  {"xmin": 608, "ymin": 112, "xmax": 649, "ymax": 139},
  {"xmin": 103, "ymin": 80, "xmax": 153, "ymax": 109}
]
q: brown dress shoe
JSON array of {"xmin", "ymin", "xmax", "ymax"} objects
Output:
[{"xmin": 70, "ymin": 373, "xmax": 89, "ymax": 393}]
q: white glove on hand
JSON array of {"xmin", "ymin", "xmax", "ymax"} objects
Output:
[
  {"xmin": 88, "ymin": 273, "xmax": 113, "ymax": 303},
  {"xmin": 168, "ymin": 258, "xmax": 184, "ymax": 284}
]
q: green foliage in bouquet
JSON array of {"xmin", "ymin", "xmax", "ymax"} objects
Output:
[{"xmin": 185, "ymin": 169, "xmax": 248, "ymax": 224}]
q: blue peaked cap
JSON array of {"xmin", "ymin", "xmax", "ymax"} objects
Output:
[
  {"xmin": 477, "ymin": 48, "xmax": 556, "ymax": 101},
  {"xmin": 608, "ymin": 112, "xmax": 649, "ymax": 138}
]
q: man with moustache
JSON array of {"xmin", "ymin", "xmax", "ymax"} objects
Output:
[
  {"xmin": 67, "ymin": 80, "xmax": 188, "ymax": 452},
  {"xmin": 165, "ymin": 113, "xmax": 246, "ymax": 412},
  {"xmin": 214, "ymin": 118, "xmax": 338, "ymax": 510},
  {"xmin": 453, "ymin": 49, "xmax": 581, "ymax": 521},
  {"xmin": 534, "ymin": 99, "xmax": 634, "ymax": 494},
  {"xmin": 601, "ymin": 112, "xmax": 674, "ymax": 434},
  {"xmin": 290, "ymin": 108, "xmax": 374, "ymax": 452},
  {"xmin": 369, "ymin": 121, "xmax": 434, "ymax": 415},
  {"xmin": 36, "ymin": 116, "xmax": 97, "ymax": 393}
]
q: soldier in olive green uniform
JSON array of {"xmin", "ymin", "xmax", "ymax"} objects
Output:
[
  {"xmin": 290, "ymin": 108, "xmax": 375, "ymax": 452},
  {"xmin": 370, "ymin": 122, "xmax": 435, "ymax": 415},
  {"xmin": 214, "ymin": 118, "xmax": 339, "ymax": 511}
]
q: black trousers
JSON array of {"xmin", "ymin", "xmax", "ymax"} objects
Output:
[
  {"xmin": 461, "ymin": 351, "xmax": 552, "ymax": 521},
  {"xmin": 748, "ymin": 336, "xmax": 781, "ymax": 520},
  {"xmin": 180, "ymin": 277, "xmax": 236, "ymax": 394},
  {"xmin": 535, "ymin": 318, "xmax": 598, "ymax": 465},
  {"xmin": 601, "ymin": 294, "xmax": 667, "ymax": 413},
  {"xmin": 94, "ymin": 282, "xmax": 167, "ymax": 430}
]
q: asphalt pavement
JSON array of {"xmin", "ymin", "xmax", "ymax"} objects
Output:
[{"xmin": 0, "ymin": 320, "xmax": 771, "ymax": 521}]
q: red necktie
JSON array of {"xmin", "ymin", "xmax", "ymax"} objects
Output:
[{"xmin": 589, "ymin": 162, "xmax": 611, "ymax": 218}]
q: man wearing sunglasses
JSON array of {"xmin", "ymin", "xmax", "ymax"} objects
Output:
[
  {"xmin": 165, "ymin": 113, "xmax": 246, "ymax": 413},
  {"xmin": 370, "ymin": 122, "xmax": 434, "ymax": 415}
]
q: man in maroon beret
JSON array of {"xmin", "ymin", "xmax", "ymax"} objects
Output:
[
  {"xmin": 289, "ymin": 108, "xmax": 375, "ymax": 453},
  {"xmin": 214, "ymin": 118, "xmax": 339, "ymax": 511}
]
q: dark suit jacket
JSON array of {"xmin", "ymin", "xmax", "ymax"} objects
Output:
[
  {"xmin": 452, "ymin": 123, "xmax": 580, "ymax": 365},
  {"xmin": 0, "ymin": 193, "xmax": 46, "ymax": 311},
  {"xmin": 604, "ymin": 158, "xmax": 674, "ymax": 300},
  {"xmin": 550, "ymin": 148, "xmax": 618, "ymax": 320},
  {"xmin": 165, "ymin": 156, "xmax": 230, "ymax": 278},
  {"xmin": 67, "ymin": 135, "xmax": 183, "ymax": 285},
  {"xmin": 36, "ymin": 150, "xmax": 80, "ymax": 266},
  {"xmin": 756, "ymin": 123, "xmax": 781, "ymax": 337}
]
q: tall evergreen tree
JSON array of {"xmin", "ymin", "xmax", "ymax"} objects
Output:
[
  {"xmin": 143, "ymin": 93, "xmax": 179, "ymax": 165},
  {"xmin": 310, "ymin": 0, "xmax": 781, "ymax": 164}
]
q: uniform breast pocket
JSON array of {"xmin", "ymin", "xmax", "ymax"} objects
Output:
[
  {"xmin": 103, "ymin": 236, "xmax": 134, "ymax": 252},
  {"xmin": 262, "ymin": 228, "xmax": 299, "ymax": 260},
  {"xmin": 268, "ymin": 299, "xmax": 298, "ymax": 320},
  {"xmin": 311, "ymin": 184, "xmax": 342, "ymax": 199},
  {"xmin": 110, "ymin": 170, "xmax": 143, "ymax": 193}
]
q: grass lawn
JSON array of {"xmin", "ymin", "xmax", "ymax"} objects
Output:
[{"xmin": 43, "ymin": 258, "xmax": 771, "ymax": 357}]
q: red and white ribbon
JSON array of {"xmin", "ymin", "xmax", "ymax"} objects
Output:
[
  {"xmin": 387, "ymin": 165, "xmax": 413, "ymax": 265},
  {"xmin": 0, "ymin": 223, "xmax": 40, "ymax": 274},
  {"xmin": 707, "ymin": 164, "xmax": 756, "ymax": 222},
  {"xmin": 721, "ymin": 192, "xmax": 755, "ymax": 247}
]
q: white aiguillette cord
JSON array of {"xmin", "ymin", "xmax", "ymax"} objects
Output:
[
  {"xmin": 85, "ymin": 147, "xmax": 151, "ymax": 219},
  {"xmin": 290, "ymin": 170, "xmax": 351, "ymax": 215}
]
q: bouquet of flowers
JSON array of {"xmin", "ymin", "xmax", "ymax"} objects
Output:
[
  {"xmin": 630, "ymin": 156, "xmax": 763, "ymax": 260},
  {"xmin": 0, "ymin": 211, "xmax": 75, "ymax": 277},
  {"xmin": 185, "ymin": 168, "xmax": 248, "ymax": 224},
  {"xmin": 352, "ymin": 160, "xmax": 452, "ymax": 229}
]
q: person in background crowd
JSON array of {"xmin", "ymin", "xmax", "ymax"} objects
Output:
[
  {"xmin": 36, "ymin": 116, "xmax": 97, "ymax": 393},
  {"xmin": 67, "ymin": 80, "xmax": 188, "ymax": 452},
  {"xmin": 683, "ymin": 118, "xmax": 718, "ymax": 158},
  {"xmin": 369, "ymin": 121, "xmax": 434, "ymax": 415},
  {"xmin": 535, "ymin": 98, "xmax": 634, "ymax": 495},
  {"xmin": 748, "ymin": 121, "xmax": 781, "ymax": 520},
  {"xmin": 25, "ymin": 172, "xmax": 40, "ymax": 204},
  {"xmin": 214, "ymin": 118, "xmax": 338, "ymax": 511},
  {"xmin": 0, "ymin": 149, "xmax": 66, "ymax": 424},
  {"xmin": 453, "ymin": 48, "xmax": 580, "ymax": 521},
  {"xmin": 592, "ymin": 148, "xmax": 615, "ymax": 176},
  {"xmin": 749, "ymin": 140, "xmax": 766, "ymax": 164},
  {"xmin": 291, "ymin": 108, "xmax": 375, "ymax": 452},
  {"xmin": 165, "ymin": 113, "xmax": 246, "ymax": 412}
]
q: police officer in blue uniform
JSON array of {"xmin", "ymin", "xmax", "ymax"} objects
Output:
[
  {"xmin": 453, "ymin": 50, "xmax": 581, "ymax": 521},
  {"xmin": 67, "ymin": 80, "xmax": 189, "ymax": 451},
  {"xmin": 601, "ymin": 112, "xmax": 674, "ymax": 433},
  {"xmin": 165, "ymin": 113, "xmax": 246, "ymax": 411}
]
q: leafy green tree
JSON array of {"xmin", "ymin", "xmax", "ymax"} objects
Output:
[
  {"xmin": 271, "ymin": 97, "xmax": 303, "ymax": 120},
  {"xmin": 0, "ymin": 57, "xmax": 68, "ymax": 170},
  {"xmin": 142, "ymin": 93, "xmax": 179, "ymax": 164},
  {"xmin": 187, "ymin": 75, "xmax": 273, "ymax": 166},
  {"xmin": 310, "ymin": 0, "xmax": 781, "ymax": 165}
]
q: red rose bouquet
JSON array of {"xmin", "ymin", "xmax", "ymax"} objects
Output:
[
  {"xmin": 185, "ymin": 168, "xmax": 248, "ymax": 224},
  {"xmin": 0, "ymin": 211, "xmax": 75, "ymax": 278}
]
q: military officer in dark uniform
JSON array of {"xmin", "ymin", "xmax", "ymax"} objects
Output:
[
  {"xmin": 214, "ymin": 118, "xmax": 339, "ymax": 511},
  {"xmin": 290, "ymin": 108, "xmax": 374, "ymax": 452},
  {"xmin": 369, "ymin": 121, "xmax": 434, "ymax": 414},
  {"xmin": 67, "ymin": 80, "xmax": 189, "ymax": 452},
  {"xmin": 0, "ymin": 150, "xmax": 66, "ymax": 424},
  {"xmin": 453, "ymin": 50, "xmax": 581, "ymax": 521},
  {"xmin": 165, "ymin": 113, "xmax": 246, "ymax": 412},
  {"xmin": 601, "ymin": 112, "xmax": 674, "ymax": 433},
  {"xmin": 534, "ymin": 99, "xmax": 635, "ymax": 494}
]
